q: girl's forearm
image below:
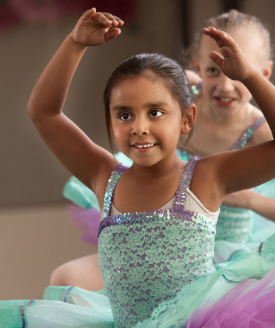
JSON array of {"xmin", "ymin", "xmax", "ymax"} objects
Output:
[
  {"xmin": 245, "ymin": 191, "xmax": 275, "ymax": 221},
  {"xmin": 27, "ymin": 35, "xmax": 87, "ymax": 120}
]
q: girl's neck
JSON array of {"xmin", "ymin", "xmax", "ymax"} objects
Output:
[{"xmin": 129, "ymin": 149, "xmax": 183, "ymax": 178}]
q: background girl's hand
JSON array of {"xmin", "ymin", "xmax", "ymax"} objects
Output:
[
  {"xmin": 203, "ymin": 27, "xmax": 255, "ymax": 81},
  {"xmin": 222, "ymin": 190, "xmax": 252, "ymax": 208},
  {"xmin": 70, "ymin": 8, "xmax": 124, "ymax": 47},
  {"xmin": 185, "ymin": 70, "xmax": 202, "ymax": 87}
]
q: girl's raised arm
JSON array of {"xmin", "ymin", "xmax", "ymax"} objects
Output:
[
  {"xmin": 193, "ymin": 28, "xmax": 275, "ymax": 209},
  {"xmin": 27, "ymin": 9, "xmax": 123, "ymax": 199}
]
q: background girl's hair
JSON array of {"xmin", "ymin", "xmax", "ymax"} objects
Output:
[
  {"xmin": 103, "ymin": 53, "xmax": 192, "ymax": 152},
  {"xmin": 179, "ymin": 9, "xmax": 274, "ymax": 69},
  {"xmin": 184, "ymin": 9, "xmax": 273, "ymax": 66}
]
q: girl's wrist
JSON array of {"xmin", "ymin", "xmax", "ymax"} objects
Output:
[
  {"xmin": 66, "ymin": 33, "xmax": 89, "ymax": 52},
  {"xmin": 241, "ymin": 67, "xmax": 259, "ymax": 86}
]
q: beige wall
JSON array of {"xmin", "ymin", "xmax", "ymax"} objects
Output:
[{"xmin": 0, "ymin": 204, "xmax": 94, "ymax": 299}]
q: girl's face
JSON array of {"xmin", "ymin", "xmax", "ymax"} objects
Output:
[
  {"xmin": 195, "ymin": 30, "xmax": 272, "ymax": 118},
  {"xmin": 109, "ymin": 75, "xmax": 195, "ymax": 167}
]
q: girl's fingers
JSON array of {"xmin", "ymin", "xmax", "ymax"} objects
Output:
[
  {"xmin": 91, "ymin": 12, "xmax": 113, "ymax": 26},
  {"xmin": 114, "ymin": 16, "xmax": 124, "ymax": 25},
  {"xmin": 83, "ymin": 8, "xmax": 96, "ymax": 17},
  {"xmin": 102, "ymin": 13, "xmax": 122, "ymax": 26},
  {"xmin": 105, "ymin": 28, "xmax": 121, "ymax": 43},
  {"xmin": 91, "ymin": 12, "xmax": 123, "ymax": 27},
  {"xmin": 204, "ymin": 27, "xmax": 234, "ymax": 46},
  {"xmin": 209, "ymin": 51, "xmax": 224, "ymax": 67}
]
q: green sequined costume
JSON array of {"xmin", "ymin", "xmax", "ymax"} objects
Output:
[{"xmin": 2, "ymin": 156, "xmax": 275, "ymax": 327}]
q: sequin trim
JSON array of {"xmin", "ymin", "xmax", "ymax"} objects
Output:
[
  {"xmin": 99, "ymin": 156, "xmax": 216, "ymax": 237},
  {"xmin": 103, "ymin": 162, "xmax": 129, "ymax": 219},
  {"xmin": 64, "ymin": 286, "xmax": 75, "ymax": 302},
  {"xmin": 20, "ymin": 305, "xmax": 28, "ymax": 328},
  {"xmin": 230, "ymin": 116, "xmax": 266, "ymax": 150},
  {"xmin": 178, "ymin": 117, "xmax": 266, "ymax": 161},
  {"xmin": 27, "ymin": 299, "xmax": 35, "ymax": 307}
]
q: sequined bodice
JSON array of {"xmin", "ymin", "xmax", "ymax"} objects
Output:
[
  {"xmin": 177, "ymin": 116, "xmax": 265, "ymax": 244},
  {"xmin": 98, "ymin": 156, "xmax": 216, "ymax": 327}
]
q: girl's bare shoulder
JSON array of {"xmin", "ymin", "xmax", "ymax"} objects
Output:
[{"xmin": 247, "ymin": 105, "xmax": 273, "ymax": 146}]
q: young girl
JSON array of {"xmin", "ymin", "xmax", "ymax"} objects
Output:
[
  {"xmin": 51, "ymin": 10, "xmax": 275, "ymax": 289},
  {"xmin": 3, "ymin": 8, "xmax": 275, "ymax": 327}
]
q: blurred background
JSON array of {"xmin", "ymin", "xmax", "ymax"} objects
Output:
[{"xmin": 0, "ymin": 0, "xmax": 274, "ymax": 299}]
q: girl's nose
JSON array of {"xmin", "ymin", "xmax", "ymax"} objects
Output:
[
  {"xmin": 216, "ymin": 75, "xmax": 234, "ymax": 93},
  {"xmin": 132, "ymin": 117, "xmax": 149, "ymax": 136}
]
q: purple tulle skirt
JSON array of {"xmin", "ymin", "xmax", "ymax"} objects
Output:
[
  {"xmin": 186, "ymin": 265, "xmax": 275, "ymax": 327},
  {"xmin": 68, "ymin": 205, "xmax": 100, "ymax": 245}
]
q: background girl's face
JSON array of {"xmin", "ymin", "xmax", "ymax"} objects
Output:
[
  {"xmin": 109, "ymin": 75, "xmax": 192, "ymax": 167},
  {"xmin": 194, "ymin": 29, "xmax": 272, "ymax": 118}
]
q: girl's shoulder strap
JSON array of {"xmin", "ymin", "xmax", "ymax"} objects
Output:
[
  {"xmin": 174, "ymin": 155, "xmax": 201, "ymax": 208},
  {"xmin": 102, "ymin": 162, "xmax": 129, "ymax": 219},
  {"xmin": 230, "ymin": 116, "xmax": 266, "ymax": 151}
]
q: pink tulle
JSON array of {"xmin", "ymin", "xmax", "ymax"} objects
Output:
[
  {"xmin": 68, "ymin": 205, "xmax": 100, "ymax": 245},
  {"xmin": 187, "ymin": 265, "xmax": 275, "ymax": 327}
]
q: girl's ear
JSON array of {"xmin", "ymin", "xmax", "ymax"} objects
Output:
[
  {"xmin": 262, "ymin": 60, "xmax": 273, "ymax": 80},
  {"xmin": 181, "ymin": 104, "xmax": 197, "ymax": 134},
  {"xmin": 193, "ymin": 57, "xmax": 202, "ymax": 78}
]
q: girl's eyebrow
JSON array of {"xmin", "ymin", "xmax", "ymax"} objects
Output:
[
  {"xmin": 144, "ymin": 101, "xmax": 169, "ymax": 108},
  {"xmin": 112, "ymin": 105, "xmax": 132, "ymax": 111},
  {"xmin": 112, "ymin": 101, "xmax": 168, "ymax": 111}
]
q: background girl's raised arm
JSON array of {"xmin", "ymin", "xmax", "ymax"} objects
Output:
[
  {"xmin": 27, "ymin": 9, "xmax": 124, "ymax": 194},
  {"xmin": 197, "ymin": 28, "xmax": 275, "ymax": 203}
]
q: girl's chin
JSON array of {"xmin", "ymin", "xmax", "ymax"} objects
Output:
[{"xmin": 211, "ymin": 102, "xmax": 241, "ymax": 117}]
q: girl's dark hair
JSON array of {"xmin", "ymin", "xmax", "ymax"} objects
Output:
[
  {"xmin": 103, "ymin": 53, "xmax": 192, "ymax": 151},
  {"xmin": 194, "ymin": 10, "xmax": 273, "ymax": 62}
]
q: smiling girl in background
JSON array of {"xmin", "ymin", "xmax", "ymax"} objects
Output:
[{"xmin": 179, "ymin": 10, "xmax": 275, "ymax": 263}]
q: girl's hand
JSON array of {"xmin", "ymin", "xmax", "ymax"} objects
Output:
[
  {"xmin": 70, "ymin": 8, "xmax": 124, "ymax": 47},
  {"xmin": 185, "ymin": 70, "xmax": 202, "ymax": 87},
  {"xmin": 203, "ymin": 27, "xmax": 255, "ymax": 81},
  {"xmin": 223, "ymin": 189, "xmax": 275, "ymax": 222}
]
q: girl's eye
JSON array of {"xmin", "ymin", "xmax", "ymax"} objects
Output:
[
  {"xmin": 207, "ymin": 67, "xmax": 219, "ymax": 74},
  {"xmin": 150, "ymin": 110, "xmax": 163, "ymax": 118},
  {"xmin": 119, "ymin": 113, "xmax": 132, "ymax": 121}
]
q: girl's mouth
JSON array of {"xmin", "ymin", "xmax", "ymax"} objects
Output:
[
  {"xmin": 132, "ymin": 143, "xmax": 155, "ymax": 152},
  {"xmin": 133, "ymin": 143, "xmax": 154, "ymax": 148},
  {"xmin": 214, "ymin": 96, "xmax": 236, "ymax": 106}
]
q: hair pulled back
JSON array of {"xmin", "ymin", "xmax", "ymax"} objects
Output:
[
  {"xmin": 195, "ymin": 10, "xmax": 273, "ymax": 62},
  {"xmin": 103, "ymin": 53, "xmax": 192, "ymax": 150}
]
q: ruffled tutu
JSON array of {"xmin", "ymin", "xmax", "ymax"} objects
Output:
[
  {"xmin": 2, "ymin": 233, "xmax": 275, "ymax": 328},
  {"xmin": 214, "ymin": 179, "xmax": 275, "ymax": 263}
]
